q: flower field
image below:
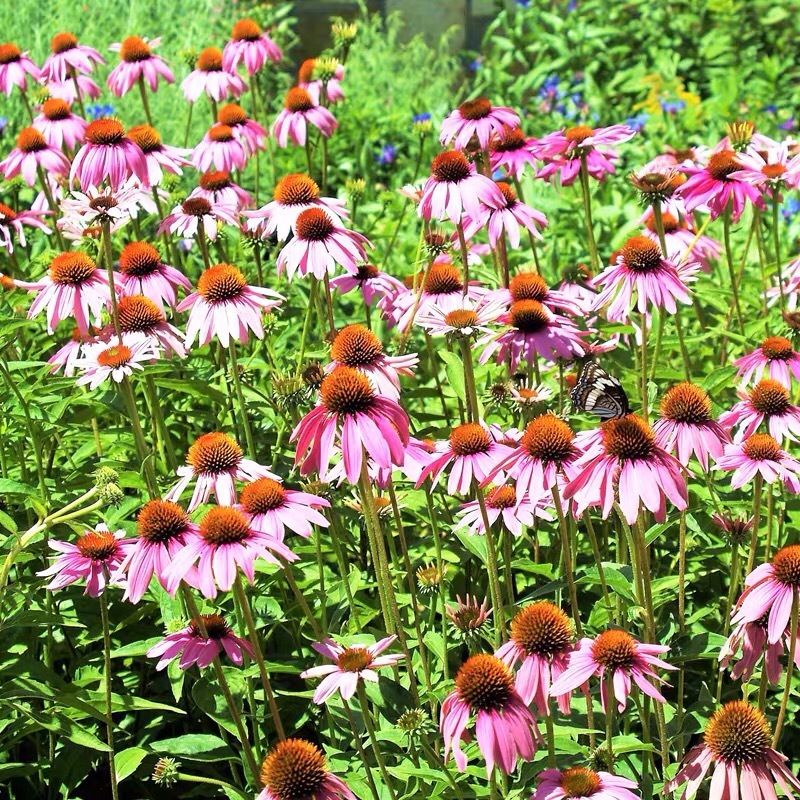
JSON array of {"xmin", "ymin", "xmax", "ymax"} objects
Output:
[{"xmin": 3, "ymin": 1, "xmax": 800, "ymax": 799}]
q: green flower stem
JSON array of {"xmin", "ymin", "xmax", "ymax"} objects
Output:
[
  {"xmin": 36, "ymin": 165, "xmax": 65, "ymax": 250},
  {"xmin": 19, "ymin": 88, "xmax": 34, "ymax": 123},
  {"xmin": 282, "ymin": 561, "xmax": 324, "ymax": 640},
  {"xmin": 137, "ymin": 75, "xmax": 154, "ymax": 126},
  {"xmin": 101, "ymin": 220, "xmax": 122, "ymax": 339},
  {"xmin": 511, "ymin": 175, "xmax": 542, "ymax": 275},
  {"xmin": 198, "ymin": 227, "xmax": 212, "ymax": 270},
  {"xmin": 605, "ymin": 672, "xmax": 614, "ymax": 767},
  {"xmin": 419, "ymin": 734, "xmax": 463, "ymax": 798},
  {"xmin": 745, "ymin": 474, "xmax": 764, "ymax": 577},
  {"xmin": 552, "ymin": 484, "xmax": 583, "ymax": 637},
  {"xmin": 341, "ymin": 699, "xmax": 382, "ymax": 800},
  {"xmin": 545, "ymin": 710, "xmax": 557, "ymax": 768},
  {"xmin": 764, "ymin": 486, "xmax": 775, "ymax": 562},
  {"xmin": 356, "ymin": 683, "xmax": 398, "ymax": 800},
  {"xmin": 634, "ymin": 514, "xmax": 656, "ymax": 642},
  {"xmin": 182, "ymin": 101, "xmax": 194, "ymax": 147},
  {"xmin": 578, "ymin": 153, "xmax": 600, "ymax": 272},
  {"xmin": 327, "ymin": 511, "xmax": 363, "ymax": 632},
  {"xmin": 322, "ymin": 273, "xmax": 337, "ymax": 338},
  {"xmin": 143, "ymin": 373, "xmax": 177, "ymax": 472},
  {"xmin": 175, "ymin": 773, "xmax": 250, "ymax": 800},
  {"xmin": 772, "ymin": 192, "xmax": 785, "ymax": 311},
  {"xmin": 232, "ymin": 576, "xmax": 286, "ymax": 740},
  {"xmin": 69, "ymin": 69, "xmax": 86, "ymax": 117},
  {"xmin": 423, "ymin": 485, "xmax": 449, "ymax": 682},
  {"xmin": 227, "ymin": 341, "xmax": 256, "ymax": 457},
  {"xmin": 722, "ymin": 203, "xmax": 745, "ymax": 335},
  {"xmin": 772, "ymin": 592, "xmax": 799, "ymax": 746},
  {"xmin": 585, "ymin": 693, "xmax": 596, "ymax": 751},
  {"xmin": 295, "ymin": 278, "xmax": 319, "ymax": 376},
  {"xmin": 677, "ymin": 509, "xmax": 688, "ymax": 744},
  {"xmin": 98, "ymin": 593, "xmax": 119, "ymax": 800},
  {"xmin": 584, "ymin": 514, "xmax": 614, "ymax": 623},
  {"xmin": 640, "ymin": 311, "xmax": 648, "ymax": 421},
  {"xmin": 119, "ymin": 376, "xmax": 159, "ymax": 498},
  {"xmin": 456, "ymin": 222, "xmax": 471, "ymax": 294}
]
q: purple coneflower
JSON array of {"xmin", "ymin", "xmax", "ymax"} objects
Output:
[
  {"xmin": 0, "ymin": 126, "xmax": 70, "ymax": 186},
  {"xmin": 40, "ymin": 31, "xmax": 104, "ymax": 83},
  {"xmin": 236, "ymin": 478, "xmax": 330, "ymax": 540},
  {"xmin": 107, "ymin": 35, "xmax": 174, "ymax": 97},
  {"xmin": 272, "ymin": 87, "xmax": 337, "ymax": 148},
  {"xmin": 70, "ymin": 118, "xmax": 149, "ymax": 190},
  {"xmin": 222, "ymin": 18, "xmax": 282, "ymax": 75},
  {"xmin": 440, "ymin": 97, "xmax": 520, "ymax": 150},
  {"xmin": 181, "ymin": 47, "xmax": 246, "ymax": 103}
]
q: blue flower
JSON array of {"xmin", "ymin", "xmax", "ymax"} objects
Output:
[
  {"xmin": 0, "ymin": 116, "xmax": 7, "ymax": 136},
  {"xmin": 782, "ymin": 198, "xmax": 800, "ymax": 221},
  {"xmin": 660, "ymin": 99, "xmax": 686, "ymax": 114},
  {"xmin": 625, "ymin": 113, "xmax": 648, "ymax": 132},
  {"xmin": 87, "ymin": 103, "xmax": 115, "ymax": 121},
  {"xmin": 779, "ymin": 117, "xmax": 796, "ymax": 131},
  {"xmin": 469, "ymin": 57, "xmax": 483, "ymax": 72},
  {"xmin": 567, "ymin": 0, "xmax": 577, "ymax": 10},
  {"xmin": 376, "ymin": 144, "xmax": 397, "ymax": 165},
  {"xmin": 515, "ymin": 0, "xmax": 531, "ymax": 6},
  {"xmin": 413, "ymin": 112, "xmax": 431, "ymax": 123},
  {"xmin": 761, "ymin": 104, "xmax": 778, "ymax": 114}
]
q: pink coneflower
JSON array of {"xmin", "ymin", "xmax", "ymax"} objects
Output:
[
  {"xmin": 330, "ymin": 263, "xmax": 405, "ymax": 308},
  {"xmin": 158, "ymin": 196, "xmax": 238, "ymax": 242},
  {"xmin": 107, "ymin": 36, "xmax": 174, "ymax": 97},
  {"xmin": 678, "ymin": 149, "xmax": 765, "ymax": 222},
  {"xmin": 0, "ymin": 201, "xmax": 50, "ymax": 255},
  {"xmin": 455, "ymin": 484, "xmax": 551, "ymax": 537},
  {"xmin": 33, "ymin": 98, "xmax": 87, "ymax": 149},
  {"xmin": 40, "ymin": 32, "xmax": 104, "ymax": 83},
  {"xmin": 70, "ymin": 118, "xmax": 149, "ymax": 190},
  {"xmin": 478, "ymin": 300, "xmax": 587, "ymax": 371},
  {"xmin": 164, "ymin": 505, "xmax": 296, "ymax": 598},
  {"xmin": 222, "ymin": 18, "xmax": 282, "ymax": 75},
  {"xmin": 298, "ymin": 58, "xmax": 344, "ymax": 104},
  {"xmin": 732, "ymin": 545, "xmax": 800, "ymax": 642},
  {"xmin": 719, "ymin": 379, "xmax": 800, "ymax": 444},
  {"xmin": 46, "ymin": 74, "xmax": 101, "ymax": 105},
  {"xmin": 487, "ymin": 271, "xmax": 582, "ymax": 316},
  {"xmin": 536, "ymin": 124, "xmax": 636, "ymax": 185},
  {"xmin": 719, "ymin": 615, "xmax": 800, "ymax": 684},
  {"xmin": 165, "ymin": 431, "xmax": 279, "ymax": 511},
  {"xmin": 731, "ymin": 142, "xmax": 800, "ymax": 195},
  {"xmin": 115, "ymin": 294, "xmax": 186, "ymax": 358},
  {"xmin": 712, "ymin": 512, "xmax": 754, "ymax": 544},
  {"xmin": 440, "ymin": 97, "xmax": 520, "ymax": 150},
  {"xmin": 550, "ymin": 629, "xmax": 675, "ymax": 712},
  {"xmin": 292, "ymin": 366, "xmax": 410, "ymax": 483},
  {"xmin": 326, "ymin": 324, "xmax": 417, "ymax": 400},
  {"xmin": 533, "ymin": 768, "xmax": 640, "ymax": 800},
  {"xmin": 191, "ymin": 170, "xmax": 252, "ymax": 212},
  {"xmin": 38, "ymin": 524, "xmax": 133, "ymax": 597},
  {"xmin": 563, "ymin": 414, "xmax": 688, "ymax": 524},
  {"xmin": 441, "ymin": 653, "xmax": 540, "ymax": 775},
  {"xmin": 666, "ymin": 701, "xmax": 800, "ymax": 800},
  {"xmin": 418, "ymin": 150, "xmax": 504, "ymax": 224},
  {"xmin": 557, "ymin": 263, "xmax": 597, "ymax": 314},
  {"xmin": 463, "ymin": 181, "xmax": 546, "ymax": 248},
  {"xmin": 399, "ymin": 436, "xmax": 437, "ymax": 483},
  {"xmin": 300, "ymin": 635, "xmax": 402, "ymax": 703},
  {"xmin": 642, "ymin": 210, "xmax": 721, "ymax": 272},
  {"xmin": 734, "ymin": 337, "xmax": 800, "ymax": 388},
  {"xmin": 276, "ymin": 208, "xmax": 369, "ymax": 281},
  {"xmin": 236, "ymin": 478, "xmax": 330, "ymax": 540},
  {"xmin": 653, "ymin": 383, "xmax": 730, "ymax": 471},
  {"xmin": 416, "ymin": 295, "xmax": 503, "ymax": 338},
  {"xmin": 217, "ymin": 103, "xmax": 267, "ymax": 155},
  {"xmin": 416, "ymin": 422, "xmax": 513, "ymax": 495},
  {"xmin": 178, "ymin": 262, "xmax": 283, "ymax": 348},
  {"xmin": 592, "ymin": 235, "xmax": 691, "ymax": 322},
  {"xmin": 75, "ymin": 334, "xmax": 159, "ymax": 388},
  {"xmin": 717, "ymin": 433, "xmax": 800, "ymax": 492},
  {"xmin": 258, "ymin": 740, "xmax": 355, "ymax": 800},
  {"xmin": 244, "ymin": 172, "xmax": 347, "ymax": 242},
  {"xmin": 182, "ymin": 47, "xmax": 246, "ymax": 103},
  {"xmin": 0, "ymin": 126, "xmax": 70, "ymax": 186},
  {"xmin": 114, "ymin": 500, "xmax": 197, "ymax": 603},
  {"xmin": 489, "ymin": 126, "xmax": 539, "ymax": 179},
  {"xmin": 47, "ymin": 328, "xmax": 90, "ymax": 377},
  {"xmin": 118, "ymin": 241, "xmax": 191, "ymax": 311},
  {"xmin": 485, "ymin": 414, "xmax": 583, "ymax": 503},
  {"xmin": 127, "ymin": 124, "xmax": 191, "ymax": 184},
  {"xmin": 192, "ymin": 123, "xmax": 248, "ymax": 173},
  {"xmin": 147, "ymin": 614, "xmax": 253, "ymax": 670},
  {"xmin": 17, "ymin": 251, "xmax": 112, "ymax": 334},
  {"xmin": 272, "ymin": 87, "xmax": 337, "ymax": 148},
  {"xmin": 0, "ymin": 43, "xmax": 40, "ymax": 96},
  {"xmin": 496, "ymin": 601, "xmax": 574, "ymax": 715}
]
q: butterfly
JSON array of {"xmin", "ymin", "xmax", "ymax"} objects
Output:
[{"xmin": 570, "ymin": 362, "xmax": 630, "ymax": 420}]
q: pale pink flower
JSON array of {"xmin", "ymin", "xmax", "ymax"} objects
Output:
[
  {"xmin": 127, "ymin": 124, "xmax": 191, "ymax": 184},
  {"xmin": 38, "ymin": 525, "xmax": 133, "ymax": 597},
  {"xmin": 456, "ymin": 484, "xmax": 551, "ymax": 537},
  {"xmin": 40, "ymin": 32, "xmax": 104, "ymax": 83},
  {"xmin": 416, "ymin": 295, "xmax": 503, "ymax": 338},
  {"xmin": 730, "ymin": 142, "xmax": 800, "ymax": 194},
  {"xmin": 114, "ymin": 294, "xmax": 186, "ymax": 359},
  {"xmin": 158, "ymin": 196, "xmax": 239, "ymax": 242},
  {"xmin": 75, "ymin": 334, "xmax": 158, "ymax": 389},
  {"xmin": 549, "ymin": 629, "xmax": 675, "ymax": 712},
  {"xmin": 0, "ymin": 126, "xmax": 70, "ymax": 186},
  {"xmin": 563, "ymin": 414, "xmax": 688, "ymax": 524},
  {"xmin": 245, "ymin": 172, "xmax": 347, "ymax": 242},
  {"xmin": 399, "ymin": 437, "xmax": 437, "ymax": 483},
  {"xmin": 441, "ymin": 654, "xmax": 540, "ymax": 775},
  {"xmin": 182, "ymin": 47, "xmax": 246, "ymax": 103},
  {"xmin": 718, "ymin": 379, "xmax": 800, "ymax": 444},
  {"xmin": 217, "ymin": 102, "xmax": 267, "ymax": 155},
  {"xmin": 17, "ymin": 251, "xmax": 112, "ymax": 334},
  {"xmin": 719, "ymin": 616, "xmax": 800, "ymax": 684},
  {"xmin": 533, "ymin": 768, "xmax": 640, "ymax": 800},
  {"xmin": 291, "ymin": 366, "xmax": 410, "ymax": 484},
  {"xmin": 298, "ymin": 58, "xmax": 344, "ymax": 104},
  {"xmin": 0, "ymin": 43, "xmax": 40, "ymax": 96},
  {"xmin": 272, "ymin": 87, "xmax": 337, "ymax": 148},
  {"xmin": 0, "ymin": 201, "xmax": 50, "ymax": 254},
  {"xmin": 147, "ymin": 614, "xmax": 253, "ymax": 670},
  {"xmin": 222, "ymin": 18, "xmax": 282, "ymax": 75},
  {"xmin": 257, "ymin": 740, "xmax": 355, "ymax": 800},
  {"xmin": 276, "ymin": 208, "xmax": 369, "ymax": 281},
  {"xmin": 489, "ymin": 125, "xmax": 539, "ymax": 179},
  {"xmin": 463, "ymin": 180, "xmax": 547, "ymax": 248},
  {"xmin": 191, "ymin": 170, "xmax": 252, "ymax": 212},
  {"xmin": 192, "ymin": 123, "xmax": 248, "ymax": 173},
  {"xmin": 734, "ymin": 337, "xmax": 800, "ymax": 388},
  {"xmin": 236, "ymin": 478, "xmax": 330, "ymax": 541},
  {"xmin": 178, "ymin": 262, "xmax": 282, "ymax": 349},
  {"xmin": 47, "ymin": 328, "xmax": 90, "ymax": 377},
  {"xmin": 419, "ymin": 150, "xmax": 504, "ymax": 224},
  {"xmin": 440, "ymin": 97, "xmax": 520, "ymax": 150},
  {"xmin": 118, "ymin": 241, "xmax": 191, "ymax": 311},
  {"xmin": 70, "ymin": 118, "xmax": 149, "ymax": 191},
  {"xmin": 486, "ymin": 271, "xmax": 583, "ymax": 316},
  {"xmin": 301, "ymin": 635, "xmax": 402, "ymax": 704},
  {"xmin": 330, "ymin": 263, "xmax": 404, "ymax": 308},
  {"xmin": 165, "ymin": 431, "xmax": 279, "ymax": 511},
  {"xmin": 33, "ymin": 98, "xmax": 87, "ymax": 150},
  {"xmin": 46, "ymin": 75, "xmax": 101, "ymax": 104},
  {"xmin": 641, "ymin": 209, "xmax": 721, "ymax": 271},
  {"xmin": 107, "ymin": 36, "xmax": 174, "ymax": 97},
  {"xmin": 716, "ymin": 434, "xmax": 800, "ymax": 492},
  {"xmin": 666, "ymin": 701, "xmax": 800, "ymax": 800}
]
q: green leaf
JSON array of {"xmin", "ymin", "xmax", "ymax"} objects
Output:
[
  {"xmin": 437, "ymin": 350, "xmax": 466, "ymax": 403},
  {"xmin": 151, "ymin": 733, "xmax": 235, "ymax": 762},
  {"xmin": 115, "ymin": 747, "xmax": 149, "ymax": 782}
]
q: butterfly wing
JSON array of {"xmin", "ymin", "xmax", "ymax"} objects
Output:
[{"xmin": 570, "ymin": 362, "xmax": 630, "ymax": 420}]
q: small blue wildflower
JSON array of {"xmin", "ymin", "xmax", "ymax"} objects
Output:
[
  {"xmin": 626, "ymin": 113, "xmax": 649, "ymax": 132},
  {"xmin": 377, "ymin": 144, "xmax": 396, "ymax": 165},
  {"xmin": 539, "ymin": 75, "xmax": 561, "ymax": 100},
  {"xmin": 87, "ymin": 103, "xmax": 115, "ymax": 121},
  {"xmin": 413, "ymin": 112, "xmax": 431, "ymax": 123},
  {"xmin": 660, "ymin": 99, "xmax": 686, "ymax": 114},
  {"xmin": 515, "ymin": 0, "xmax": 531, "ymax": 6},
  {"xmin": 779, "ymin": 117, "xmax": 796, "ymax": 131},
  {"xmin": 469, "ymin": 57, "xmax": 483, "ymax": 72},
  {"xmin": 761, "ymin": 104, "xmax": 778, "ymax": 114},
  {"xmin": 0, "ymin": 116, "xmax": 7, "ymax": 137},
  {"xmin": 782, "ymin": 198, "xmax": 800, "ymax": 222},
  {"xmin": 567, "ymin": 0, "xmax": 577, "ymax": 10},
  {"xmin": 491, "ymin": 169, "xmax": 506, "ymax": 181}
]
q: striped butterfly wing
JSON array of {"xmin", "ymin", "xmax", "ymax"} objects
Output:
[{"xmin": 570, "ymin": 362, "xmax": 630, "ymax": 420}]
